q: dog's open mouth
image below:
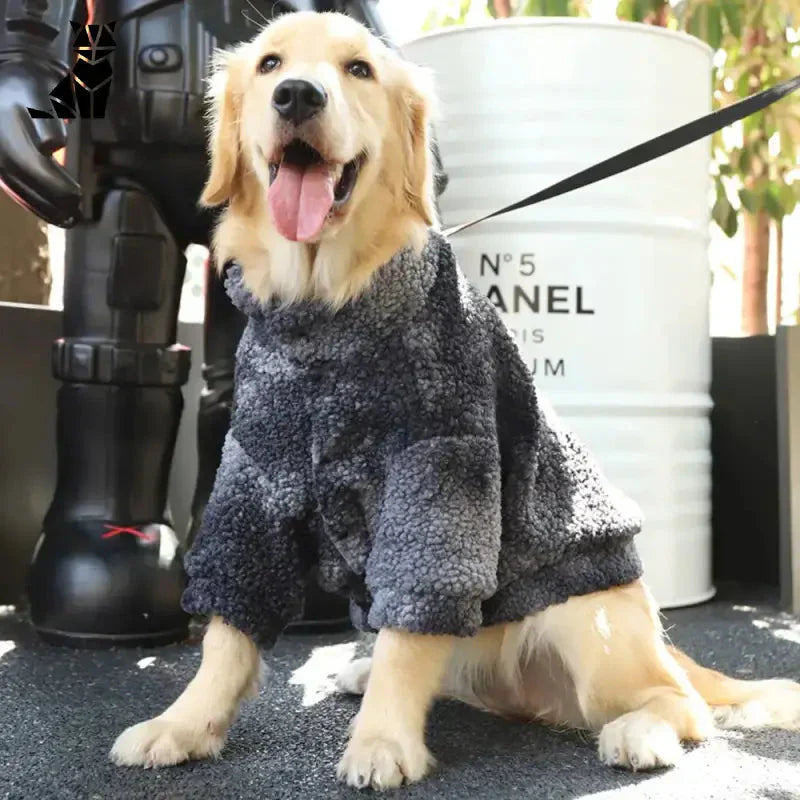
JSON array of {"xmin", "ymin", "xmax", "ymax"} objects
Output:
[{"xmin": 267, "ymin": 139, "xmax": 364, "ymax": 242}]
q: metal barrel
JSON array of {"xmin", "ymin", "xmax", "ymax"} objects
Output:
[{"xmin": 404, "ymin": 19, "xmax": 714, "ymax": 607}]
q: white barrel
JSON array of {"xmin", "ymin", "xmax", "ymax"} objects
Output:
[{"xmin": 404, "ymin": 19, "xmax": 714, "ymax": 608}]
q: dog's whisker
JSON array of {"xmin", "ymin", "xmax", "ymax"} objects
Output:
[
  {"xmin": 241, "ymin": 10, "xmax": 262, "ymax": 28},
  {"xmin": 244, "ymin": 0, "xmax": 270, "ymax": 24}
]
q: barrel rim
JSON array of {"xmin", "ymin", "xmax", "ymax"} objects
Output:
[{"xmin": 401, "ymin": 17, "xmax": 714, "ymax": 58}]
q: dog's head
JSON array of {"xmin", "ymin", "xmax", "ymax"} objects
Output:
[{"xmin": 201, "ymin": 11, "xmax": 438, "ymax": 306}]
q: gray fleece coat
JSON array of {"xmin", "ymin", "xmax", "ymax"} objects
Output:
[{"xmin": 183, "ymin": 231, "xmax": 643, "ymax": 646}]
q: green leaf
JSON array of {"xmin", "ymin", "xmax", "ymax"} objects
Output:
[
  {"xmin": 424, "ymin": 0, "xmax": 474, "ymax": 26},
  {"xmin": 779, "ymin": 182, "xmax": 798, "ymax": 216},
  {"xmin": 687, "ymin": 4, "xmax": 724, "ymax": 50},
  {"xmin": 739, "ymin": 187, "xmax": 761, "ymax": 213},
  {"xmin": 712, "ymin": 187, "xmax": 738, "ymax": 237},
  {"xmin": 736, "ymin": 70, "xmax": 752, "ymax": 98},
  {"xmin": 547, "ymin": 0, "xmax": 571, "ymax": 14},
  {"xmin": 525, "ymin": 0, "xmax": 570, "ymax": 14},
  {"xmin": 763, "ymin": 182, "xmax": 784, "ymax": 219},
  {"xmin": 635, "ymin": 0, "xmax": 652, "ymax": 21},
  {"xmin": 616, "ymin": 0, "xmax": 634, "ymax": 20},
  {"xmin": 615, "ymin": 0, "xmax": 660, "ymax": 22},
  {"xmin": 733, "ymin": 147, "xmax": 752, "ymax": 174},
  {"xmin": 721, "ymin": 0, "xmax": 742, "ymax": 38},
  {"xmin": 708, "ymin": 5, "xmax": 724, "ymax": 50},
  {"xmin": 713, "ymin": 177, "xmax": 739, "ymax": 237},
  {"xmin": 743, "ymin": 109, "xmax": 765, "ymax": 137},
  {"xmin": 522, "ymin": 0, "xmax": 571, "ymax": 14}
]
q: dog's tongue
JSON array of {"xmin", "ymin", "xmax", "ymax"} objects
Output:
[{"xmin": 269, "ymin": 161, "xmax": 335, "ymax": 242}]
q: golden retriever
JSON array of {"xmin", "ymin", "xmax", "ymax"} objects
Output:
[{"xmin": 110, "ymin": 11, "xmax": 800, "ymax": 790}]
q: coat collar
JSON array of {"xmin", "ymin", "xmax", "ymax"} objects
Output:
[{"xmin": 224, "ymin": 231, "xmax": 445, "ymax": 338}]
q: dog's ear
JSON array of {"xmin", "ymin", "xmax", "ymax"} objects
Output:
[
  {"xmin": 395, "ymin": 62, "xmax": 438, "ymax": 227},
  {"xmin": 200, "ymin": 49, "xmax": 244, "ymax": 207}
]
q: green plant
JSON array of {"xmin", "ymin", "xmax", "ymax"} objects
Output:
[
  {"xmin": 422, "ymin": 0, "xmax": 587, "ymax": 30},
  {"xmin": 616, "ymin": 0, "xmax": 800, "ymax": 333},
  {"xmin": 420, "ymin": 0, "xmax": 800, "ymax": 332},
  {"xmin": 422, "ymin": 0, "xmax": 479, "ymax": 30}
]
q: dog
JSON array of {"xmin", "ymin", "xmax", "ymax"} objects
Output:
[{"xmin": 110, "ymin": 11, "xmax": 800, "ymax": 790}]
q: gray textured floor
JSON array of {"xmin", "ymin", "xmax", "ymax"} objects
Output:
[{"xmin": 1, "ymin": 592, "xmax": 799, "ymax": 799}]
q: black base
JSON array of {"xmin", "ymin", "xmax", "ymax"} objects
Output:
[
  {"xmin": 28, "ymin": 520, "xmax": 190, "ymax": 647},
  {"xmin": 35, "ymin": 626, "xmax": 188, "ymax": 649},
  {"xmin": 284, "ymin": 616, "xmax": 352, "ymax": 635},
  {"xmin": 284, "ymin": 576, "xmax": 353, "ymax": 634},
  {"xmin": 711, "ymin": 335, "xmax": 780, "ymax": 587}
]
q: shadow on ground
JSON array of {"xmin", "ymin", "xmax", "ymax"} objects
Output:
[{"xmin": 1, "ymin": 590, "xmax": 799, "ymax": 799}]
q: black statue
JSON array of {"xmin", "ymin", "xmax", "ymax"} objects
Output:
[{"xmin": 0, "ymin": 0, "xmax": 443, "ymax": 647}]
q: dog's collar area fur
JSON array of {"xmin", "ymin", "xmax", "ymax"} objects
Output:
[{"xmin": 224, "ymin": 231, "xmax": 442, "ymax": 330}]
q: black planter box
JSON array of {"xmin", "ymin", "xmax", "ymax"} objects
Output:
[{"xmin": 711, "ymin": 326, "xmax": 800, "ymax": 611}]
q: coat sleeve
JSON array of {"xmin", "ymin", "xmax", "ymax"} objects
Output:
[
  {"xmin": 182, "ymin": 431, "xmax": 310, "ymax": 647},
  {"xmin": 364, "ymin": 434, "xmax": 502, "ymax": 637}
]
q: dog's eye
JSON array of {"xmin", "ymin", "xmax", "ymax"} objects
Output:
[
  {"xmin": 346, "ymin": 60, "xmax": 373, "ymax": 80},
  {"xmin": 258, "ymin": 54, "xmax": 281, "ymax": 74}
]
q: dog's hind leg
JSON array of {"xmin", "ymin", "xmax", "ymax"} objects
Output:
[
  {"xmin": 337, "ymin": 629, "xmax": 454, "ymax": 790},
  {"xmin": 668, "ymin": 645, "xmax": 800, "ymax": 731},
  {"xmin": 533, "ymin": 580, "xmax": 714, "ymax": 771},
  {"xmin": 336, "ymin": 657, "xmax": 373, "ymax": 696},
  {"xmin": 110, "ymin": 617, "xmax": 261, "ymax": 767}
]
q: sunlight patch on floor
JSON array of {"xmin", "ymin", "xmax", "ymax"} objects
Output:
[
  {"xmin": 579, "ymin": 734, "xmax": 799, "ymax": 799},
  {"xmin": 289, "ymin": 642, "xmax": 358, "ymax": 707},
  {"xmin": 773, "ymin": 627, "xmax": 800, "ymax": 645},
  {"xmin": 748, "ymin": 612, "xmax": 800, "ymax": 647}
]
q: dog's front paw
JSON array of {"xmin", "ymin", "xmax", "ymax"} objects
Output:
[
  {"xmin": 337, "ymin": 734, "xmax": 434, "ymax": 790},
  {"xmin": 598, "ymin": 711, "xmax": 683, "ymax": 771},
  {"xmin": 110, "ymin": 716, "xmax": 225, "ymax": 768}
]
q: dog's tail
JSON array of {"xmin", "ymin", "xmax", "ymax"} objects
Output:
[{"xmin": 668, "ymin": 645, "xmax": 800, "ymax": 730}]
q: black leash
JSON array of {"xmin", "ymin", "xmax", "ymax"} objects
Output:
[{"xmin": 443, "ymin": 73, "xmax": 800, "ymax": 237}]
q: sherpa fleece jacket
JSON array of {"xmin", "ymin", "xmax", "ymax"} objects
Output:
[{"xmin": 183, "ymin": 231, "xmax": 643, "ymax": 646}]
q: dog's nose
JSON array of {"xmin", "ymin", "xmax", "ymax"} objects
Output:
[{"xmin": 272, "ymin": 79, "xmax": 327, "ymax": 124}]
